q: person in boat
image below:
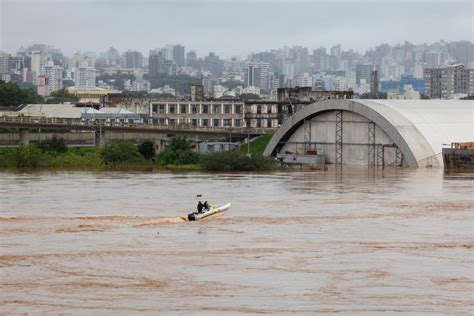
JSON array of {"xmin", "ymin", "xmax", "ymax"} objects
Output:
[
  {"xmin": 203, "ymin": 201, "xmax": 210, "ymax": 211},
  {"xmin": 197, "ymin": 201, "xmax": 204, "ymax": 213}
]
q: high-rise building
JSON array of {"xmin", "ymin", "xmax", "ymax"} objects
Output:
[
  {"xmin": 149, "ymin": 53, "xmax": 165, "ymax": 76},
  {"xmin": 106, "ymin": 47, "xmax": 121, "ymax": 66},
  {"xmin": 186, "ymin": 50, "xmax": 197, "ymax": 67},
  {"xmin": 0, "ymin": 51, "xmax": 10, "ymax": 74},
  {"xmin": 74, "ymin": 66, "xmax": 96, "ymax": 88},
  {"xmin": 426, "ymin": 51, "xmax": 442, "ymax": 68},
  {"xmin": 370, "ymin": 67, "xmax": 379, "ymax": 94},
  {"xmin": 244, "ymin": 61, "xmax": 270, "ymax": 90},
  {"xmin": 173, "ymin": 45, "xmax": 185, "ymax": 68},
  {"xmin": 356, "ymin": 63, "xmax": 377, "ymax": 86},
  {"xmin": 124, "ymin": 51, "xmax": 143, "ymax": 69},
  {"xmin": 31, "ymin": 50, "xmax": 47, "ymax": 84},
  {"xmin": 68, "ymin": 52, "xmax": 95, "ymax": 70},
  {"xmin": 424, "ymin": 64, "xmax": 474, "ymax": 99},
  {"xmin": 43, "ymin": 61, "xmax": 63, "ymax": 92}
]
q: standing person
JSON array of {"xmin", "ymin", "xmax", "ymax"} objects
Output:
[{"xmin": 203, "ymin": 201, "xmax": 210, "ymax": 211}]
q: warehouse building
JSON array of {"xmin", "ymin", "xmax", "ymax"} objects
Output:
[{"xmin": 264, "ymin": 99, "xmax": 473, "ymax": 168}]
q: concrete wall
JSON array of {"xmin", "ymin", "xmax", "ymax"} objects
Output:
[
  {"xmin": 0, "ymin": 132, "xmax": 168, "ymax": 147},
  {"xmin": 281, "ymin": 110, "xmax": 401, "ymax": 166}
]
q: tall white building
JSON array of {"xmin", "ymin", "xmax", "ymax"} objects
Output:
[
  {"xmin": 73, "ymin": 66, "xmax": 96, "ymax": 88},
  {"xmin": 31, "ymin": 50, "xmax": 47, "ymax": 84},
  {"xmin": 244, "ymin": 61, "xmax": 269, "ymax": 90},
  {"xmin": 43, "ymin": 61, "xmax": 63, "ymax": 92}
]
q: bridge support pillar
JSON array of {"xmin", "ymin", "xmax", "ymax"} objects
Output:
[
  {"xmin": 19, "ymin": 128, "xmax": 30, "ymax": 145},
  {"xmin": 94, "ymin": 130, "xmax": 105, "ymax": 148}
]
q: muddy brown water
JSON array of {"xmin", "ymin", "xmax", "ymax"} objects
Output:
[{"xmin": 0, "ymin": 168, "xmax": 473, "ymax": 315}]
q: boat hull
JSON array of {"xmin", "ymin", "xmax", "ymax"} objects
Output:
[{"xmin": 187, "ymin": 203, "xmax": 231, "ymax": 221}]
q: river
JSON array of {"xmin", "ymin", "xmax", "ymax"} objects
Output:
[{"xmin": 0, "ymin": 168, "xmax": 473, "ymax": 315}]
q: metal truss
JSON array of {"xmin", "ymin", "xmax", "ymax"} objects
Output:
[
  {"xmin": 368, "ymin": 121, "xmax": 376, "ymax": 166},
  {"xmin": 335, "ymin": 110, "xmax": 343, "ymax": 165}
]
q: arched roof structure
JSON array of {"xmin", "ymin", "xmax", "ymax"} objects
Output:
[{"xmin": 264, "ymin": 99, "xmax": 474, "ymax": 167}]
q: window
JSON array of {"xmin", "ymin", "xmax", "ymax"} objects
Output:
[
  {"xmin": 152, "ymin": 104, "xmax": 158, "ymax": 113},
  {"xmin": 202, "ymin": 119, "xmax": 209, "ymax": 126},
  {"xmin": 168, "ymin": 119, "xmax": 176, "ymax": 125},
  {"xmin": 257, "ymin": 105, "xmax": 262, "ymax": 114},
  {"xmin": 159, "ymin": 104, "xmax": 165, "ymax": 114},
  {"xmin": 224, "ymin": 105, "xmax": 230, "ymax": 114},
  {"xmin": 213, "ymin": 105, "xmax": 220, "ymax": 114},
  {"xmin": 202, "ymin": 105, "xmax": 209, "ymax": 114},
  {"xmin": 192, "ymin": 104, "xmax": 198, "ymax": 114},
  {"xmin": 257, "ymin": 119, "xmax": 262, "ymax": 128},
  {"xmin": 153, "ymin": 119, "xmax": 158, "ymax": 125},
  {"xmin": 169, "ymin": 105, "xmax": 175, "ymax": 114},
  {"xmin": 223, "ymin": 119, "xmax": 231, "ymax": 126},
  {"xmin": 213, "ymin": 119, "xmax": 220, "ymax": 127},
  {"xmin": 235, "ymin": 105, "xmax": 242, "ymax": 114},
  {"xmin": 159, "ymin": 118, "xmax": 165, "ymax": 124},
  {"xmin": 191, "ymin": 119, "xmax": 197, "ymax": 126},
  {"xmin": 181, "ymin": 105, "xmax": 187, "ymax": 114},
  {"xmin": 267, "ymin": 120, "xmax": 272, "ymax": 128},
  {"xmin": 267, "ymin": 105, "xmax": 272, "ymax": 114},
  {"xmin": 235, "ymin": 119, "xmax": 241, "ymax": 127}
]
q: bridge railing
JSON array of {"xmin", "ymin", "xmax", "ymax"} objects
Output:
[{"xmin": 0, "ymin": 115, "xmax": 268, "ymax": 135}]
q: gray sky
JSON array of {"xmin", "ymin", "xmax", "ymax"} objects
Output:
[{"xmin": 1, "ymin": 0, "xmax": 473, "ymax": 58}]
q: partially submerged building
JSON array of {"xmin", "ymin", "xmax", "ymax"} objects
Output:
[{"xmin": 264, "ymin": 99, "xmax": 474, "ymax": 168}]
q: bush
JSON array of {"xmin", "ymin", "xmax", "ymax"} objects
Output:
[
  {"xmin": 200, "ymin": 151, "xmax": 276, "ymax": 172},
  {"xmin": 100, "ymin": 142, "xmax": 145, "ymax": 165},
  {"xmin": 14, "ymin": 145, "xmax": 43, "ymax": 168},
  {"xmin": 155, "ymin": 136, "xmax": 200, "ymax": 165},
  {"xmin": 138, "ymin": 140, "xmax": 156, "ymax": 160},
  {"xmin": 37, "ymin": 136, "xmax": 67, "ymax": 154}
]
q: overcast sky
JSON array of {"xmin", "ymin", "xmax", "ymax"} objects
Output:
[{"xmin": 1, "ymin": 0, "xmax": 472, "ymax": 58}]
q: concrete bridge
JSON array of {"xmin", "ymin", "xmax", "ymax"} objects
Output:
[{"xmin": 0, "ymin": 115, "xmax": 266, "ymax": 147}]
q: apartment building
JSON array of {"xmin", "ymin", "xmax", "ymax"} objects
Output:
[
  {"xmin": 424, "ymin": 64, "xmax": 474, "ymax": 99},
  {"xmin": 150, "ymin": 101, "xmax": 245, "ymax": 127}
]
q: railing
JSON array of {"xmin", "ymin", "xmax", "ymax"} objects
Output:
[{"xmin": 0, "ymin": 115, "xmax": 267, "ymax": 135}]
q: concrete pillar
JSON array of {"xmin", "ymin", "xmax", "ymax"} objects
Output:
[
  {"xmin": 19, "ymin": 128, "xmax": 30, "ymax": 145},
  {"xmin": 94, "ymin": 130, "xmax": 105, "ymax": 148}
]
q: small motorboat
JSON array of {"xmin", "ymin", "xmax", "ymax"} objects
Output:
[{"xmin": 187, "ymin": 203, "xmax": 231, "ymax": 221}]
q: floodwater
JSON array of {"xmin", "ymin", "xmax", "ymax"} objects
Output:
[{"xmin": 0, "ymin": 168, "xmax": 473, "ymax": 315}]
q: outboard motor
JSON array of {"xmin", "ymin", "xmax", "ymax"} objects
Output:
[{"xmin": 187, "ymin": 213, "xmax": 196, "ymax": 221}]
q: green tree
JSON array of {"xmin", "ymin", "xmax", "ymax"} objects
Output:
[
  {"xmin": 144, "ymin": 73, "xmax": 201, "ymax": 95},
  {"xmin": 239, "ymin": 93, "xmax": 261, "ymax": 101},
  {"xmin": 37, "ymin": 135, "xmax": 67, "ymax": 154},
  {"xmin": 200, "ymin": 151, "xmax": 275, "ymax": 172},
  {"xmin": 96, "ymin": 72, "xmax": 136, "ymax": 91},
  {"xmin": 155, "ymin": 136, "xmax": 200, "ymax": 165},
  {"xmin": 359, "ymin": 92, "xmax": 387, "ymax": 99},
  {"xmin": 221, "ymin": 79, "xmax": 244, "ymax": 90},
  {"xmin": 0, "ymin": 81, "xmax": 43, "ymax": 107},
  {"xmin": 15, "ymin": 145, "xmax": 43, "ymax": 168},
  {"xmin": 100, "ymin": 142, "xmax": 145, "ymax": 165},
  {"xmin": 138, "ymin": 140, "xmax": 156, "ymax": 160}
]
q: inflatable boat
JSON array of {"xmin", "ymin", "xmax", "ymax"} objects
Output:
[{"xmin": 187, "ymin": 203, "xmax": 231, "ymax": 221}]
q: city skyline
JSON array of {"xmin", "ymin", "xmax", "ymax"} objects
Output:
[{"xmin": 1, "ymin": 0, "xmax": 472, "ymax": 58}]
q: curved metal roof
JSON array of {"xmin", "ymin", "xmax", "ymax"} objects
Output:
[{"xmin": 264, "ymin": 99, "xmax": 474, "ymax": 167}]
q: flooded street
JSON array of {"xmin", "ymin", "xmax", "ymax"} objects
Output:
[{"xmin": 0, "ymin": 168, "xmax": 473, "ymax": 315}]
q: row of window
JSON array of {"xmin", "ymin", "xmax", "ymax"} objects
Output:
[
  {"xmin": 151, "ymin": 118, "xmax": 242, "ymax": 127},
  {"xmin": 152, "ymin": 104, "xmax": 242, "ymax": 115}
]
